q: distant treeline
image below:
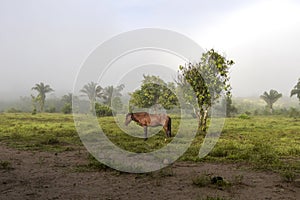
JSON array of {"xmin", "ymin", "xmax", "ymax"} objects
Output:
[{"xmin": 1, "ymin": 95, "xmax": 300, "ymax": 117}]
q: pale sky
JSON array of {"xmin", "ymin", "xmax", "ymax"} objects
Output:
[{"xmin": 1, "ymin": 0, "xmax": 300, "ymax": 100}]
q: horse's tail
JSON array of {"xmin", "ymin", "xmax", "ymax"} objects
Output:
[{"xmin": 167, "ymin": 116, "xmax": 171, "ymax": 137}]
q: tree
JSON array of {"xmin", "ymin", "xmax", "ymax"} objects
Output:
[
  {"xmin": 30, "ymin": 94, "xmax": 38, "ymax": 114},
  {"xmin": 178, "ymin": 49, "xmax": 234, "ymax": 132},
  {"xmin": 290, "ymin": 78, "xmax": 300, "ymax": 103},
  {"xmin": 95, "ymin": 103, "xmax": 113, "ymax": 117},
  {"xmin": 103, "ymin": 84, "xmax": 124, "ymax": 107},
  {"xmin": 130, "ymin": 75, "xmax": 178, "ymax": 111},
  {"xmin": 61, "ymin": 93, "xmax": 74, "ymax": 114},
  {"xmin": 111, "ymin": 97, "xmax": 123, "ymax": 112},
  {"xmin": 260, "ymin": 89, "xmax": 282, "ymax": 114},
  {"xmin": 61, "ymin": 93, "xmax": 73, "ymax": 105},
  {"xmin": 80, "ymin": 82, "xmax": 104, "ymax": 113},
  {"xmin": 222, "ymin": 95, "xmax": 238, "ymax": 117},
  {"xmin": 31, "ymin": 82, "xmax": 54, "ymax": 112}
]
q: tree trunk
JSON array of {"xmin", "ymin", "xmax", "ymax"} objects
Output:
[
  {"xmin": 270, "ymin": 104, "xmax": 273, "ymax": 114},
  {"xmin": 201, "ymin": 109, "xmax": 208, "ymax": 132},
  {"xmin": 90, "ymin": 100, "xmax": 95, "ymax": 115},
  {"xmin": 40, "ymin": 100, "xmax": 44, "ymax": 112},
  {"xmin": 194, "ymin": 107, "xmax": 208, "ymax": 134}
]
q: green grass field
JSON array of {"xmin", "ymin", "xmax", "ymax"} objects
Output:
[{"xmin": 0, "ymin": 113, "xmax": 299, "ymax": 175}]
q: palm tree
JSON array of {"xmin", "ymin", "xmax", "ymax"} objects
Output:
[
  {"xmin": 61, "ymin": 93, "xmax": 73, "ymax": 105},
  {"xmin": 80, "ymin": 82, "xmax": 104, "ymax": 112},
  {"xmin": 290, "ymin": 78, "xmax": 300, "ymax": 102},
  {"xmin": 103, "ymin": 84, "xmax": 124, "ymax": 107},
  {"xmin": 61, "ymin": 93, "xmax": 76, "ymax": 114},
  {"xmin": 31, "ymin": 82, "xmax": 54, "ymax": 112},
  {"xmin": 260, "ymin": 89, "xmax": 282, "ymax": 114}
]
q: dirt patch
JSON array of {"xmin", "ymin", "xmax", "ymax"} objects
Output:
[{"xmin": 0, "ymin": 143, "xmax": 299, "ymax": 200}]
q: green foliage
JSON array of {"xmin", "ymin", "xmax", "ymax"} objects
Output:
[
  {"xmin": 80, "ymin": 82, "xmax": 104, "ymax": 101},
  {"xmin": 130, "ymin": 75, "xmax": 178, "ymax": 110},
  {"xmin": 6, "ymin": 107, "xmax": 22, "ymax": 113},
  {"xmin": 290, "ymin": 78, "xmax": 300, "ymax": 102},
  {"xmin": 61, "ymin": 93, "xmax": 76, "ymax": 114},
  {"xmin": 62, "ymin": 103, "xmax": 72, "ymax": 114},
  {"xmin": 222, "ymin": 96, "xmax": 238, "ymax": 117},
  {"xmin": 0, "ymin": 113, "xmax": 299, "ymax": 175},
  {"xmin": 260, "ymin": 89, "xmax": 282, "ymax": 114},
  {"xmin": 0, "ymin": 113, "xmax": 79, "ymax": 152},
  {"xmin": 0, "ymin": 160, "xmax": 13, "ymax": 170},
  {"xmin": 31, "ymin": 82, "xmax": 54, "ymax": 112},
  {"xmin": 178, "ymin": 49, "xmax": 234, "ymax": 131},
  {"xmin": 80, "ymin": 82, "xmax": 104, "ymax": 113},
  {"xmin": 32, "ymin": 108, "xmax": 37, "ymax": 115},
  {"xmin": 157, "ymin": 166, "xmax": 174, "ymax": 177},
  {"xmin": 61, "ymin": 93, "xmax": 73, "ymax": 105},
  {"xmin": 238, "ymin": 113, "xmax": 251, "ymax": 119},
  {"xmin": 111, "ymin": 97, "xmax": 123, "ymax": 112},
  {"xmin": 289, "ymin": 107, "xmax": 300, "ymax": 118},
  {"xmin": 281, "ymin": 169, "xmax": 296, "ymax": 182},
  {"xmin": 45, "ymin": 106, "xmax": 56, "ymax": 113},
  {"xmin": 193, "ymin": 173, "xmax": 231, "ymax": 190},
  {"xmin": 41, "ymin": 136, "xmax": 60, "ymax": 145},
  {"xmin": 95, "ymin": 103, "xmax": 113, "ymax": 117},
  {"xmin": 87, "ymin": 153, "xmax": 109, "ymax": 170},
  {"xmin": 103, "ymin": 85, "xmax": 124, "ymax": 107},
  {"xmin": 192, "ymin": 173, "xmax": 211, "ymax": 187}
]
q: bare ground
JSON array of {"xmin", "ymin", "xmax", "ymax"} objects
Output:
[{"xmin": 0, "ymin": 143, "xmax": 299, "ymax": 200}]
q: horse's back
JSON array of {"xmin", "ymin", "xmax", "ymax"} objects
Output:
[
  {"xmin": 149, "ymin": 113, "xmax": 168, "ymax": 126},
  {"xmin": 132, "ymin": 112, "xmax": 169, "ymax": 127}
]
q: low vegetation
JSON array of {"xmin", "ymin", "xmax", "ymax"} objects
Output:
[
  {"xmin": 0, "ymin": 113, "xmax": 299, "ymax": 175},
  {"xmin": 198, "ymin": 197, "xmax": 232, "ymax": 200},
  {"xmin": 0, "ymin": 160, "xmax": 13, "ymax": 170}
]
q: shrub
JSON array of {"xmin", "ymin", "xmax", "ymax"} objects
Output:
[
  {"xmin": 289, "ymin": 107, "xmax": 300, "ymax": 118},
  {"xmin": 6, "ymin": 107, "xmax": 22, "ymax": 113},
  {"xmin": 32, "ymin": 108, "xmax": 37, "ymax": 115},
  {"xmin": 281, "ymin": 170, "xmax": 296, "ymax": 182},
  {"xmin": 238, "ymin": 113, "xmax": 250, "ymax": 119},
  {"xmin": 95, "ymin": 103, "xmax": 113, "ymax": 117},
  {"xmin": 45, "ymin": 106, "xmax": 56, "ymax": 113},
  {"xmin": 62, "ymin": 103, "xmax": 72, "ymax": 114},
  {"xmin": 0, "ymin": 160, "xmax": 13, "ymax": 170},
  {"xmin": 192, "ymin": 173, "xmax": 211, "ymax": 187}
]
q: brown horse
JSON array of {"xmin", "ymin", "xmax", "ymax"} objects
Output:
[{"xmin": 125, "ymin": 112, "xmax": 171, "ymax": 140}]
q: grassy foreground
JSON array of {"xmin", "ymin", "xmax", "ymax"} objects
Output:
[{"xmin": 0, "ymin": 113, "xmax": 299, "ymax": 175}]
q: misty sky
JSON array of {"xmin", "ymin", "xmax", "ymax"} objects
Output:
[{"xmin": 1, "ymin": 0, "xmax": 300, "ymax": 100}]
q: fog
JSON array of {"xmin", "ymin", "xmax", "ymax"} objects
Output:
[{"xmin": 1, "ymin": 0, "xmax": 300, "ymax": 102}]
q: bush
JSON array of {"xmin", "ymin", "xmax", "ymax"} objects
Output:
[
  {"xmin": 238, "ymin": 113, "xmax": 250, "ymax": 119},
  {"xmin": 62, "ymin": 103, "xmax": 72, "ymax": 114},
  {"xmin": 0, "ymin": 160, "xmax": 13, "ymax": 170},
  {"xmin": 95, "ymin": 103, "xmax": 113, "ymax": 117},
  {"xmin": 289, "ymin": 107, "xmax": 300, "ymax": 118},
  {"xmin": 6, "ymin": 107, "xmax": 22, "ymax": 113},
  {"xmin": 192, "ymin": 173, "xmax": 211, "ymax": 187},
  {"xmin": 32, "ymin": 108, "xmax": 37, "ymax": 115},
  {"xmin": 45, "ymin": 106, "xmax": 56, "ymax": 113}
]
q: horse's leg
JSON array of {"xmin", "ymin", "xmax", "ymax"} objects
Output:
[
  {"xmin": 144, "ymin": 126, "xmax": 148, "ymax": 141},
  {"xmin": 167, "ymin": 117, "xmax": 171, "ymax": 137},
  {"xmin": 163, "ymin": 117, "xmax": 171, "ymax": 137},
  {"xmin": 163, "ymin": 123, "xmax": 169, "ymax": 138}
]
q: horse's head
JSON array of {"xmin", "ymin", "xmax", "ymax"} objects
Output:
[{"xmin": 124, "ymin": 113, "xmax": 132, "ymax": 126}]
